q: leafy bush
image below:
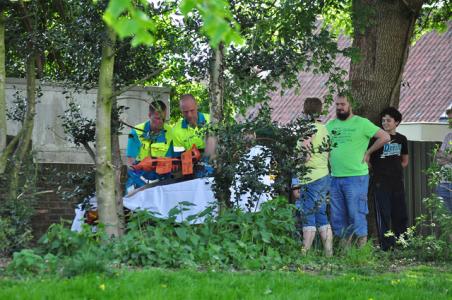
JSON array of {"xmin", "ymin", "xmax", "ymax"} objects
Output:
[
  {"xmin": 7, "ymin": 249, "xmax": 58, "ymax": 276},
  {"xmin": 38, "ymin": 221, "xmax": 107, "ymax": 257},
  {"xmin": 0, "ymin": 217, "xmax": 14, "ymax": 256},
  {"xmin": 395, "ymin": 194, "xmax": 451, "ymax": 261},
  {"xmin": 60, "ymin": 247, "xmax": 112, "ymax": 278},
  {"xmin": 111, "ymin": 197, "xmax": 301, "ymax": 270},
  {"xmin": 0, "ymin": 157, "xmax": 36, "ymax": 255},
  {"xmin": 394, "ymin": 147, "xmax": 452, "ymax": 261}
]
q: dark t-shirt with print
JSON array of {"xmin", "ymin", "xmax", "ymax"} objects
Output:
[{"xmin": 369, "ymin": 132, "xmax": 408, "ymax": 187}]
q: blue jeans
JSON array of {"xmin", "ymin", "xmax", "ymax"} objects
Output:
[
  {"xmin": 436, "ymin": 182, "xmax": 452, "ymax": 212},
  {"xmin": 330, "ymin": 175, "xmax": 369, "ymax": 238},
  {"xmin": 296, "ymin": 175, "xmax": 330, "ymax": 228}
]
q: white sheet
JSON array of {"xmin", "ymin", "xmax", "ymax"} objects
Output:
[
  {"xmin": 71, "ymin": 146, "xmax": 274, "ymax": 231},
  {"xmin": 123, "ymin": 177, "xmax": 217, "ymax": 223}
]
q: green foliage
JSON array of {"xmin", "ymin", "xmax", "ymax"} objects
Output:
[
  {"xmin": 7, "ymin": 249, "xmax": 57, "ymax": 276},
  {"xmin": 340, "ymin": 242, "xmax": 377, "ymax": 269},
  {"xmin": 38, "ymin": 222, "xmax": 107, "ymax": 257},
  {"xmin": 394, "ymin": 147, "xmax": 452, "ymax": 262},
  {"xmin": 111, "ymin": 197, "xmax": 300, "ymax": 270},
  {"xmin": 59, "ymin": 99, "xmax": 96, "ymax": 147},
  {"xmin": 52, "ymin": 167, "xmax": 96, "ymax": 202},
  {"xmin": 0, "ymin": 217, "xmax": 15, "ymax": 256},
  {"xmin": 8, "ymin": 221, "xmax": 112, "ymax": 278},
  {"xmin": 6, "ymin": 198, "xmax": 301, "ymax": 276},
  {"xmin": 0, "ymin": 214, "xmax": 32, "ymax": 257},
  {"xmin": 0, "ymin": 154, "xmax": 38, "ymax": 255},
  {"xmin": 103, "ymin": 0, "xmax": 156, "ymax": 47},
  {"xmin": 180, "ymin": 0, "xmax": 243, "ymax": 47},
  {"xmin": 210, "ymin": 104, "xmax": 330, "ymax": 208},
  {"xmin": 321, "ymin": 0, "xmax": 353, "ymax": 36},
  {"xmin": 60, "ymin": 247, "xmax": 112, "ymax": 278},
  {"xmin": 414, "ymin": 0, "xmax": 452, "ymax": 42},
  {"xmin": 395, "ymin": 194, "xmax": 452, "ymax": 262},
  {"xmin": 104, "ymin": 0, "xmax": 243, "ymax": 47}
]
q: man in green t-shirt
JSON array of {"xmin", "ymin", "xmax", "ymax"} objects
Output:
[{"xmin": 326, "ymin": 94, "xmax": 390, "ymax": 247}]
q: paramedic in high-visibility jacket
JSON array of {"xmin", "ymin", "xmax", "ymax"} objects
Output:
[
  {"xmin": 171, "ymin": 94, "xmax": 210, "ymax": 152},
  {"xmin": 125, "ymin": 100, "xmax": 172, "ymax": 191},
  {"xmin": 126, "ymin": 100, "xmax": 172, "ymax": 165}
]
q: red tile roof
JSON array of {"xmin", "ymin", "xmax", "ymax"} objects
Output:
[{"xmin": 269, "ymin": 24, "xmax": 452, "ymax": 124}]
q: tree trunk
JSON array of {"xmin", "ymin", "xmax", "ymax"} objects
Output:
[
  {"xmin": 350, "ymin": 0, "xmax": 424, "ymax": 123},
  {"xmin": 208, "ymin": 42, "xmax": 228, "ymax": 210},
  {"xmin": 7, "ymin": 54, "xmax": 36, "ymax": 200},
  {"xmin": 209, "ymin": 42, "xmax": 225, "ymax": 124},
  {"xmin": 111, "ymin": 97, "xmax": 124, "ymax": 235},
  {"xmin": 0, "ymin": 11, "xmax": 6, "ymax": 160},
  {"xmin": 350, "ymin": 0, "xmax": 424, "ymax": 240},
  {"xmin": 95, "ymin": 27, "xmax": 120, "ymax": 237}
]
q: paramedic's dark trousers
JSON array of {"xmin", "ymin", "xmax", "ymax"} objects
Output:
[{"xmin": 374, "ymin": 182, "xmax": 408, "ymax": 251}]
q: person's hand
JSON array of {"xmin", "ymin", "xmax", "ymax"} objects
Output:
[
  {"xmin": 362, "ymin": 151, "xmax": 371, "ymax": 165},
  {"xmin": 301, "ymin": 138, "xmax": 312, "ymax": 151}
]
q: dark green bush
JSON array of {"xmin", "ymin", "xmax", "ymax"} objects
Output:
[
  {"xmin": 111, "ymin": 197, "xmax": 301, "ymax": 270},
  {"xmin": 7, "ymin": 249, "xmax": 58, "ymax": 276},
  {"xmin": 38, "ymin": 221, "xmax": 107, "ymax": 257},
  {"xmin": 394, "ymin": 146, "xmax": 452, "ymax": 262}
]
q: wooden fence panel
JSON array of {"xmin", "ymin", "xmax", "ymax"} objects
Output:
[{"xmin": 403, "ymin": 141, "xmax": 440, "ymax": 226}]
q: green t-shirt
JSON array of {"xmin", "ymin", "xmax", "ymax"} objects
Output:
[
  {"xmin": 297, "ymin": 122, "xmax": 329, "ymax": 183},
  {"xmin": 326, "ymin": 116, "xmax": 379, "ymax": 177}
]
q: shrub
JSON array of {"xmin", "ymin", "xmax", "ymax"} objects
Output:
[
  {"xmin": 396, "ymin": 194, "xmax": 451, "ymax": 261},
  {"xmin": 38, "ymin": 221, "xmax": 107, "ymax": 257},
  {"xmin": 111, "ymin": 197, "xmax": 301, "ymax": 270},
  {"xmin": 395, "ymin": 146, "xmax": 452, "ymax": 262},
  {"xmin": 7, "ymin": 249, "xmax": 58, "ymax": 276},
  {"xmin": 60, "ymin": 247, "xmax": 112, "ymax": 278}
]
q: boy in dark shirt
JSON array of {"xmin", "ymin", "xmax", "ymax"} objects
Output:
[{"xmin": 369, "ymin": 107, "xmax": 409, "ymax": 251}]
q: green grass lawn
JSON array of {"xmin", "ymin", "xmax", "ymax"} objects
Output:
[{"xmin": 0, "ymin": 265, "xmax": 450, "ymax": 300}]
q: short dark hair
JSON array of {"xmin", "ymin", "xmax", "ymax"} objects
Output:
[
  {"xmin": 149, "ymin": 100, "xmax": 166, "ymax": 114},
  {"xmin": 380, "ymin": 107, "xmax": 402, "ymax": 124},
  {"xmin": 446, "ymin": 108, "xmax": 452, "ymax": 116},
  {"xmin": 303, "ymin": 97, "xmax": 323, "ymax": 117}
]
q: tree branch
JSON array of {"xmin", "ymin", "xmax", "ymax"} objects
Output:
[
  {"xmin": 0, "ymin": 128, "xmax": 23, "ymax": 174},
  {"xmin": 82, "ymin": 142, "xmax": 96, "ymax": 163}
]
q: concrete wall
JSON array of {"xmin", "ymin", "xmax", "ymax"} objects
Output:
[
  {"xmin": 398, "ymin": 122, "xmax": 450, "ymax": 142},
  {"xmin": 6, "ymin": 78, "xmax": 170, "ymax": 164}
]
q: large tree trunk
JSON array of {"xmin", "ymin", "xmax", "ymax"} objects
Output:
[
  {"xmin": 350, "ymin": 0, "xmax": 424, "ymax": 240},
  {"xmin": 350, "ymin": 0, "xmax": 424, "ymax": 123},
  {"xmin": 95, "ymin": 27, "xmax": 120, "ymax": 237},
  {"xmin": 7, "ymin": 54, "xmax": 36, "ymax": 200},
  {"xmin": 0, "ymin": 11, "xmax": 6, "ymax": 160}
]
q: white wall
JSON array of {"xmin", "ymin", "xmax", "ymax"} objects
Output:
[
  {"xmin": 6, "ymin": 78, "xmax": 170, "ymax": 164},
  {"xmin": 397, "ymin": 122, "xmax": 450, "ymax": 142}
]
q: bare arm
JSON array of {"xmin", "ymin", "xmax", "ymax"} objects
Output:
[
  {"xmin": 401, "ymin": 154, "xmax": 409, "ymax": 168},
  {"xmin": 300, "ymin": 136, "xmax": 313, "ymax": 162},
  {"xmin": 127, "ymin": 156, "xmax": 136, "ymax": 167},
  {"xmin": 436, "ymin": 150, "xmax": 452, "ymax": 166},
  {"xmin": 436, "ymin": 133, "xmax": 452, "ymax": 166},
  {"xmin": 363, "ymin": 129, "xmax": 390, "ymax": 164}
]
